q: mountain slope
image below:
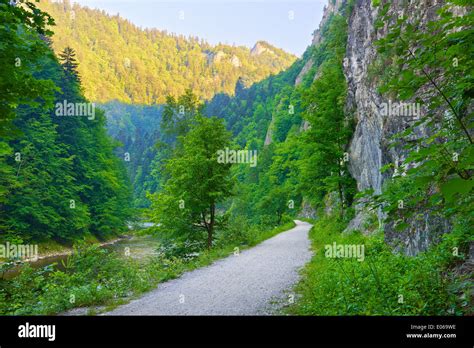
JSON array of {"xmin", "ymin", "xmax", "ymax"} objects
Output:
[
  {"xmin": 0, "ymin": 1, "xmax": 132, "ymax": 243},
  {"xmin": 38, "ymin": 0, "xmax": 297, "ymax": 104}
]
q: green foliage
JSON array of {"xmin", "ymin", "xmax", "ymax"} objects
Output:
[
  {"xmin": 58, "ymin": 46, "xmax": 81, "ymax": 84},
  {"xmin": 0, "ymin": 0, "xmax": 56, "ymax": 134},
  {"xmin": 4, "ymin": 109, "xmax": 90, "ymax": 240},
  {"xmin": 148, "ymin": 98, "xmax": 234, "ymax": 248},
  {"xmin": 300, "ymin": 15, "xmax": 356, "ymax": 215},
  {"xmin": 0, "ymin": 222, "xmax": 295, "ymax": 315},
  {"xmin": 37, "ymin": 0, "xmax": 296, "ymax": 104},
  {"xmin": 205, "ymin": 13, "xmax": 356, "ymax": 225},
  {"xmin": 3, "ymin": 0, "xmax": 470, "ymax": 318},
  {"xmin": 161, "ymin": 89, "xmax": 203, "ymax": 139},
  {"xmin": 0, "ymin": 0, "xmax": 57, "ymax": 207},
  {"xmin": 0, "ymin": 2, "xmax": 133, "ymax": 243},
  {"xmin": 0, "ymin": 243, "xmax": 183, "ymax": 315},
  {"xmin": 206, "ymin": 60, "xmax": 305, "ymax": 145},
  {"xmin": 371, "ymin": 0, "xmax": 473, "ymax": 235},
  {"xmin": 288, "ymin": 216, "xmax": 472, "ymax": 315},
  {"xmin": 100, "ymin": 101, "xmax": 164, "ymax": 208},
  {"xmin": 203, "ymin": 41, "xmax": 307, "ymax": 225}
]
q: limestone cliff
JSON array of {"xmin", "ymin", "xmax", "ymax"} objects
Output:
[
  {"xmin": 343, "ymin": 0, "xmax": 451, "ymax": 255},
  {"xmin": 296, "ymin": 0, "xmax": 452, "ymax": 255}
]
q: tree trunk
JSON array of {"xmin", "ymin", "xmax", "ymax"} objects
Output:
[{"xmin": 207, "ymin": 203, "xmax": 215, "ymax": 249}]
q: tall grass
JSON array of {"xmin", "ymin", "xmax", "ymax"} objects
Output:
[{"xmin": 287, "ymin": 216, "xmax": 472, "ymax": 315}]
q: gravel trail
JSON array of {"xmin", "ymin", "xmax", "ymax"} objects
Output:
[{"xmin": 106, "ymin": 220, "xmax": 312, "ymax": 315}]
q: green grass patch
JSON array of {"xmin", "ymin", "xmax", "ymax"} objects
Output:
[{"xmin": 287, "ymin": 216, "xmax": 472, "ymax": 315}]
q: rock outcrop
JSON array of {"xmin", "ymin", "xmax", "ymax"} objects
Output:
[
  {"xmin": 294, "ymin": 0, "xmax": 345, "ymax": 87},
  {"xmin": 295, "ymin": 0, "xmax": 451, "ymax": 255},
  {"xmin": 343, "ymin": 0, "xmax": 450, "ymax": 255},
  {"xmin": 250, "ymin": 41, "xmax": 274, "ymax": 56},
  {"xmin": 231, "ymin": 55, "xmax": 242, "ymax": 68}
]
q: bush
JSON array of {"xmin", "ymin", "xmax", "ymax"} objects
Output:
[
  {"xmin": 288, "ymin": 216, "xmax": 472, "ymax": 315},
  {"xmin": 0, "ymin": 244, "xmax": 160, "ymax": 315},
  {"xmin": 214, "ymin": 215, "xmax": 254, "ymax": 247}
]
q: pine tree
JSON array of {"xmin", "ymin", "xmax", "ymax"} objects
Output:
[{"xmin": 58, "ymin": 46, "xmax": 81, "ymax": 84}]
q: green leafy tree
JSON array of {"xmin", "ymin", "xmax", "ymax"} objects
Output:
[
  {"xmin": 0, "ymin": 0, "xmax": 56, "ymax": 205},
  {"xmin": 148, "ymin": 114, "xmax": 234, "ymax": 249},
  {"xmin": 161, "ymin": 88, "xmax": 202, "ymax": 139},
  {"xmin": 257, "ymin": 186, "xmax": 291, "ymax": 225},
  {"xmin": 299, "ymin": 15, "xmax": 356, "ymax": 218},
  {"xmin": 5, "ymin": 108, "xmax": 90, "ymax": 241},
  {"xmin": 1, "ymin": 1, "xmax": 133, "ymax": 243}
]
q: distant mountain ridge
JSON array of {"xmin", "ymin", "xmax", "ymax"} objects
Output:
[{"xmin": 38, "ymin": 0, "xmax": 297, "ymax": 104}]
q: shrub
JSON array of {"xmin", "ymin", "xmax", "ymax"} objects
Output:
[{"xmin": 288, "ymin": 216, "xmax": 472, "ymax": 315}]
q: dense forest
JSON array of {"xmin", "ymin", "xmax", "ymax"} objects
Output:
[
  {"xmin": 0, "ymin": 0, "xmax": 132, "ymax": 244},
  {"xmin": 0, "ymin": 0, "xmax": 472, "ymax": 316},
  {"xmin": 100, "ymin": 102, "xmax": 163, "ymax": 207},
  {"xmin": 203, "ymin": 10, "xmax": 356, "ymax": 226},
  {"xmin": 37, "ymin": 0, "xmax": 297, "ymax": 104}
]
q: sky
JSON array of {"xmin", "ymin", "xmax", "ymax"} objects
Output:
[{"xmin": 72, "ymin": 0, "xmax": 327, "ymax": 56}]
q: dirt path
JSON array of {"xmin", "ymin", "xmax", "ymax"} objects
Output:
[{"xmin": 106, "ymin": 220, "xmax": 313, "ymax": 315}]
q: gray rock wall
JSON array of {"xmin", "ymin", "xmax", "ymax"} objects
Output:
[
  {"xmin": 343, "ymin": 0, "xmax": 450, "ymax": 255},
  {"xmin": 291, "ymin": 0, "xmax": 452, "ymax": 255}
]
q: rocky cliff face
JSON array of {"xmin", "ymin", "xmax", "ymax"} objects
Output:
[
  {"xmin": 295, "ymin": 0, "xmax": 345, "ymax": 87},
  {"xmin": 296, "ymin": 0, "xmax": 450, "ymax": 255},
  {"xmin": 343, "ymin": 0, "xmax": 450, "ymax": 255},
  {"xmin": 250, "ymin": 41, "xmax": 275, "ymax": 56}
]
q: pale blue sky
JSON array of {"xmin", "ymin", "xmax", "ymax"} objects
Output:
[{"xmin": 73, "ymin": 0, "xmax": 326, "ymax": 56}]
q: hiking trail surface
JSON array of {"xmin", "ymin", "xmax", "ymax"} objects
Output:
[{"xmin": 106, "ymin": 220, "xmax": 312, "ymax": 315}]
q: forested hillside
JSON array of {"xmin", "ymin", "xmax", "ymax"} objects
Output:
[
  {"xmin": 35, "ymin": 0, "xmax": 299, "ymax": 207},
  {"xmin": 37, "ymin": 0, "xmax": 297, "ymax": 104},
  {"xmin": 204, "ymin": 6, "xmax": 356, "ymax": 226},
  {"xmin": 0, "ymin": 1, "xmax": 132, "ymax": 243},
  {"xmin": 101, "ymin": 102, "xmax": 163, "ymax": 207}
]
